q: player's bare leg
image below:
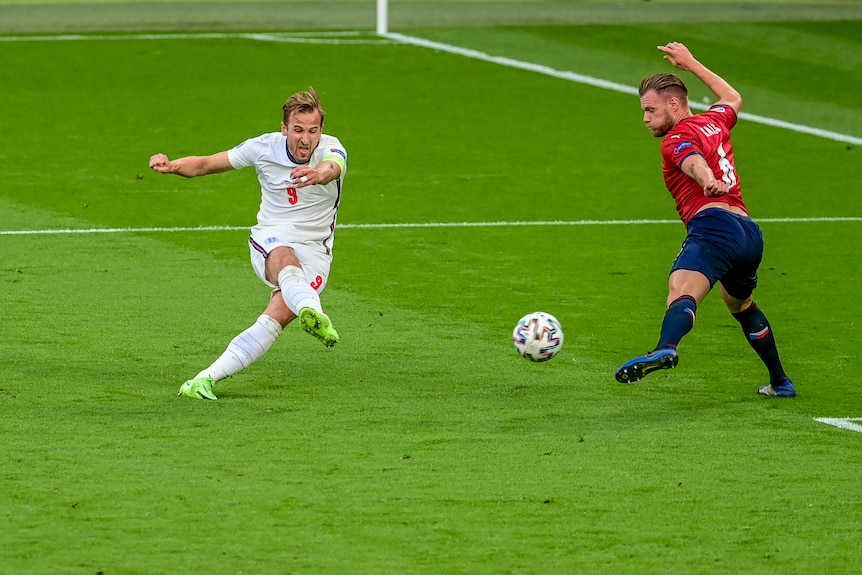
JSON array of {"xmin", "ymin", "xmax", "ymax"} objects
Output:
[{"xmin": 266, "ymin": 246, "xmax": 339, "ymax": 347}]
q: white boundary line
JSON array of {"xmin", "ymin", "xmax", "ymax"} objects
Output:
[
  {"xmin": 0, "ymin": 31, "xmax": 394, "ymax": 45},
  {"xmin": 1, "ymin": 30, "xmax": 858, "ymax": 145},
  {"xmin": 383, "ymin": 32, "xmax": 862, "ymax": 147},
  {"xmin": 2, "ymin": 217, "xmax": 862, "ymax": 236},
  {"xmin": 815, "ymin": 418, "xmax": 862, "ymax": 434}
]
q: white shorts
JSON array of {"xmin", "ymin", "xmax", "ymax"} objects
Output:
[{"xmin": 248, "ymin": 226, "xmax": 332, "ymax": 293}]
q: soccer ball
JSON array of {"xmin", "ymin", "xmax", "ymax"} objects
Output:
[{"xmin": 512, "ymin": 312, "xmax": 564, "ymax": 362}]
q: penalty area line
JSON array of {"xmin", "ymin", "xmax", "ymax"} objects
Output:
[
  {"xmin": 1, "ymin": 217, "xmax": 862, "ymax": 236},
  {"xmin": 815, "ymin": 418, "xmax": 862, "ymax": 434}
]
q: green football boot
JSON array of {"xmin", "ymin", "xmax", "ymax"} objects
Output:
[
  {"xmin": 299, "ymin": 308, "xmax": 340, "ymax": 347},
  {"xmin": 177, "ymin": 376, "xmax": 217, "ymax": 400}
]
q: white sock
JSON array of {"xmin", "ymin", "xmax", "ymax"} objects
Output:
[
  {"xmin": 278, "ymin": 265, "xmax": 323, "ymax": 315},
  {"xmin": 195, "ymin": 314, "xmax": 283, "ymax": 382}
]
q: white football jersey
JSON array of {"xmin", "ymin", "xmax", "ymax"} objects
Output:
[{"xmin": 228, "ymin": 132, "xmax": 347, "ymax": 251}]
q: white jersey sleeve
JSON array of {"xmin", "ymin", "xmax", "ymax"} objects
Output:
[{"xmin": 227, "ymin": 133, "xmax": 268, "ymax": 170}]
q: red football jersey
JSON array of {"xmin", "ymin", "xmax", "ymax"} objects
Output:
[{"xmin": 660, "ymin": 104, "xmax": 748, "ymax": 224}]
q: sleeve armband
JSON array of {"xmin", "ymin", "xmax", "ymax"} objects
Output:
[{"xmin": 322, "ymin": 152, "xmax": 346, "ymax": 173}]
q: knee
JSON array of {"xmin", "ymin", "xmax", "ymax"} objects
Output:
[
  {"xmin": 725, "ymin": 297, "xmax": 753, "ymax": 315},
  {"xmin": 265, "ymin": 248, "xmax": 302, "ymax": 284},
  {"xmin": 267, "ymin": 246, "xmax": 300, "ymax": 270},
  {"xmin": 667, "ymin": 271, "xmax": 711, "ymax": 306}
]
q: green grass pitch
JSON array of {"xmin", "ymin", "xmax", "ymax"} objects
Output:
[{"xmin": 1, "ymin": 2, "xmax": 861, "ymax": 573}]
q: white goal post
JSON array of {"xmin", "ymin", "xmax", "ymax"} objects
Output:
[{"xmin": 377, "ymin": 0, "xmax": 389, "ymax": 34}]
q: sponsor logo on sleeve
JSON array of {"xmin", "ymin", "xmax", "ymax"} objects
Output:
[{"xmin": 673, "ymin": 141, "xmax": 693, "ymax": 155}]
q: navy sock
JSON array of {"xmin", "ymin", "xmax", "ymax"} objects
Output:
[
  {"xmin": 732, "ymin": 302, "xmax": 787, "ymax": 383},
  {"xmin": 655, "ymin": 295, "xmax": 697, "ymax": 350}
]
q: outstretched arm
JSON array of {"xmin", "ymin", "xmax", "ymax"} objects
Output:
[
  {"xmin": 657, "ymin": 42, "xmax": 743, "ymax": 113},
  {"xmin": 149, "ymin": 151, "xmax": 233, "ymax": 178}
]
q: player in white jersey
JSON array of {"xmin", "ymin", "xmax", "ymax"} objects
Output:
[{"xmin": 149, "ymin": 87, "xmax": 346, "ymax": 400}]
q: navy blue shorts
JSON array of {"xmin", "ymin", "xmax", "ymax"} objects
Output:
[{"xmin": 671, "ymin": 208, "xmax": 763, "ymax": 300}]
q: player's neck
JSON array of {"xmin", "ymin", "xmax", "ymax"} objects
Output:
[{"xmin": 675, "ymin": 109, "xmax": 694, "ymax": 125}]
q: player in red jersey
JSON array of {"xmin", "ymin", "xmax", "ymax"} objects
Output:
[{"xmin": 615, "ymin": 42, "xmax": 796, "ymax": 398}]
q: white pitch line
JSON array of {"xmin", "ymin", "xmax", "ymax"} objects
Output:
[
  {"xmin": 0, "ymin": 225, "xmax": 247, "ymax": 236},
  {"xmin": 0, "ymin": 31, "xmax": 394, "ymax": 45},
  {"xmin": 383, "ymin": 32, "xmax": 862, "ymax": 147},
  {"xmin": 2, "ymin": 30, "xmax": 857, "ymax": 144},
  {"xmin": 2, "ymin": 217, "xmax": 861, "ymax": 236},
  {"xmin": 815, "ymin": 418, "xmax": 862, "ymax": 434}
]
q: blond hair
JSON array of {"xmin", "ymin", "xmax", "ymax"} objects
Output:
[
  {"xmin": 282, "ymin": 86, "xmax": 326, "ymax": 125},
  {"xmin": 638, "ymin": 73, "xmax": 688, "ymax": 104}
]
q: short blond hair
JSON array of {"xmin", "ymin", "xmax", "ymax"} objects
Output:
[
  {"xmin": 282, "ymin": 86, "xmax": 326, "ymax": 125},
  {"xmin": 639, "ymin": 73, "xmax": 688, "ymax": 104}
]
